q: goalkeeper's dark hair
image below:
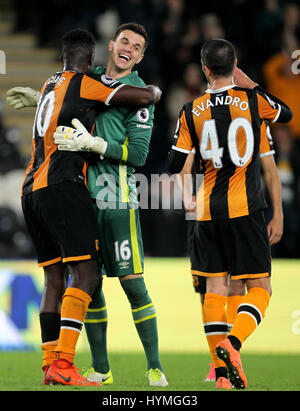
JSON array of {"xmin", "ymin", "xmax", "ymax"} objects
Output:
[
  {"xmin": 61, "ymin": 29, "xmax": 96, "ymax": 62},
  {"xmin": 113, "ymin": 22, "xmax": 149, "ymax": 51},
  {"xmin": 201, "ymin": 38, "xmax": 236, "ymax": 77}
]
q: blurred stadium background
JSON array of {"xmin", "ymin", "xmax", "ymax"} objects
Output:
[{"xmin": 0, "ymin": 0, "xmax": 299, "ymax": 358}]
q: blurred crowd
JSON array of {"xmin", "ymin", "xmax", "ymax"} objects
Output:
[
  {"xmin": 0, "ymin": 102, "xmax": 35, "ymax": 258},
  {"xmin": 2, "ymin": 0, "xmax": 300, "ymax": 258}
]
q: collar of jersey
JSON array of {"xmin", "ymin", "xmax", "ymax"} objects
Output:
[
  {"xmin": 93, "ymin": 66, "xmax": 139, "ymax": 80},
  {"xmin": 205, "ymin": 84, "xmax": 237, "ymax": 93}
]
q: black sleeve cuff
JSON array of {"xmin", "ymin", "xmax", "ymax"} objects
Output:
[{"xmin": 166, "ymin": 149, "xmax": 189, "ymax": 174}]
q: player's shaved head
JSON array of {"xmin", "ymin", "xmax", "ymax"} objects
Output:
[
  {"xmin": 201, "ymin": 39, "xmax": 236, "ymax": 77},
  {"xmin": 61, "ymin": 29, "xmax": 96, "ymax": 66}
]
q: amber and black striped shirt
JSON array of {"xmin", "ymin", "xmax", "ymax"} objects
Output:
[{"xmin": 22, "ymin": 70, "xmax": 124, "ymax": 196}]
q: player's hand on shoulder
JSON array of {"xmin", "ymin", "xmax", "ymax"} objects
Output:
[
  {"xmin": 54, "ymin": 118, "xmax": 107, "ymax": 155},
  {"xmin": 54, "ymin": 119, "xmax": 91, "ymax": 152},
  {"xmin": 6, "ymin": 86, "xmax": 39, "ymax": 109},
  {"xmin": 54, "ymin": 124, "xmax": 84, "ymax": 152}
]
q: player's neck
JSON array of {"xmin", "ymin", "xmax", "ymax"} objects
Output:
[
  {"xmin": 106, "ymin": 67, "xmax": 132, "ymax": 79},
  {"xmin": 207, "ymin": 75, "xmax": 235, "ymax": 90},
  {"xmin": 63, "ymin": 61, "xmax": 91, "ymax": 74}
]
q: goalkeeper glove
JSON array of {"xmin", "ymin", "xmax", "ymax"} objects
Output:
[
  {"xmin": 54, "ymin": 118, "xmax": 107, "ymax": 155},
  {"xmin": 6, "ymin": 87, "xmax": 39, "ymax": 109}
]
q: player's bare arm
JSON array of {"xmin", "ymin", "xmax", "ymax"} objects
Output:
[
  {"xmin": 110, "ymin": 84, "xmax": 161, "ymax": 106},
  {"xmin": 6, "ymin": 83, "xmax": 161, "ymax": 110},
  {"xmin": 261, "ymin": 155, "xmax": 283, "ymax": 245},
  {"xmin": 176, "ymin": 153, "xmax": 196, "ymax": 213}
]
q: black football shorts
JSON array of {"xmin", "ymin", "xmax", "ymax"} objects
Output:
[
  {"xmin": 186, "ymin": 220, "xmax": 207, "ymax": 294},
  {"xmin": 21, "ymin": 181, "xmax": 99, "ymax": 267},
  {"xmin": 190, "ymin": 211, "xmax": 271, "ymax": 280}
]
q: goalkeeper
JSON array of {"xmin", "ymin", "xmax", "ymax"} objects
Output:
[{"xmin": 8, "ymin": 22, "xmax": 167, "ymax": 387}]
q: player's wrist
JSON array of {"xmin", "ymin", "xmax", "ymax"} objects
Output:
[
  {"xmin": 91, "ymin": 136, "xmax": 107, "ymax": 155},
  {"xmin": 249, "ymin": 81, "xmax": 259, "ymax": 89},
  {"xmin": 272, "ymin": 209, "xmax": 283, "ymax": 219},
  {"xmin": 24, "ymin": 87, "xmax": 40, "ymax": 105},
  {"xmin": 33, "ymin": 89, "xmax": 40, "ymax": 103}
]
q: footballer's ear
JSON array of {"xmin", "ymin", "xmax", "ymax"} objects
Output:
[
  {"xmin": 108, "ymin": 40, "xmax": 114, "ymax": 52},
  {"xmin": 88, "ymin": 52, "xmax": 95, "ymax": 69},
  {"xmin": 201, "ymin": 63, "xmax": 210, "ymax": 78},
  {"xmin": 135, "ymin": 53, "xmax": 144, "ymax": 65}
]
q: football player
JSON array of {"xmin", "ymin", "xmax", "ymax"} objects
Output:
[
  {"xmin": 177, "ymin": 122, "xmax": 283, "ymax": 385},
  {"xmin": 7, "ymin": 28, "xmax": 161, "ymax": 386},
  {"xmin": 167, "ymin": 38, "xmax": 292, "ymax": 389},
  {"xmin": 8, "ymin": 24, "xmax": 167, "ymax": 387}
]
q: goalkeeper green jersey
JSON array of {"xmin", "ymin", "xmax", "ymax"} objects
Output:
[{"xmin": 87, "ymin": 66, "xmax": 154, "ymax": 209}]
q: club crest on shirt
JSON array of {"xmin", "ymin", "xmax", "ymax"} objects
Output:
[{"xmin": 136, "ymin": 108, "xmax": 149, "ymax": 123}]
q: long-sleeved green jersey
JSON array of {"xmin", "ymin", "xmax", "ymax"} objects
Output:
[{"xmin": 87, "ymin": 66, "xmax": 154, "ymax": 209}]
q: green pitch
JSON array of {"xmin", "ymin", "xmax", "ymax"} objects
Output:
[
  {"xmin": 0, "ymin": 351, "xmax": 299, "ymax": 391},
  {"xmin": 0, "ymin": 258, "xmax": 299, "ymax": 392}
]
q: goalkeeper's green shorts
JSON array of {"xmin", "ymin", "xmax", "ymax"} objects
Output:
[{"xmin": 93, "ymin": 203, "xmax": 144, "ymax": 277}]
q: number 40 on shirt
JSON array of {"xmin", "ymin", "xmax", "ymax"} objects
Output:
[{"xmin": 200, "ymin": 117, "xmax": 254, "ymax": 169}]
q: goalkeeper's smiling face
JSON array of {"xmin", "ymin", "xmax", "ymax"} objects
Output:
[{"xmin": 108, "ymin": 30, "xmax": 145, "ymax": 73}]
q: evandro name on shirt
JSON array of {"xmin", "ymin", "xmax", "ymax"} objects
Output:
[{"xmin": 192, "ymin": 91, "xmax": 249, "ymax": 116}]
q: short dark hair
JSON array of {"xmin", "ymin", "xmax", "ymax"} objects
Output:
[
  {"xmin": 201, "ymin": 39, "xmax": 236, "ymax": 77},
  {"xmin": 113, "ymin": 22, "xmax": 149, "ymax": 51},
  {"xmin": 61, "ymin": 29, "xmax": 96, "ymax": 60}
]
